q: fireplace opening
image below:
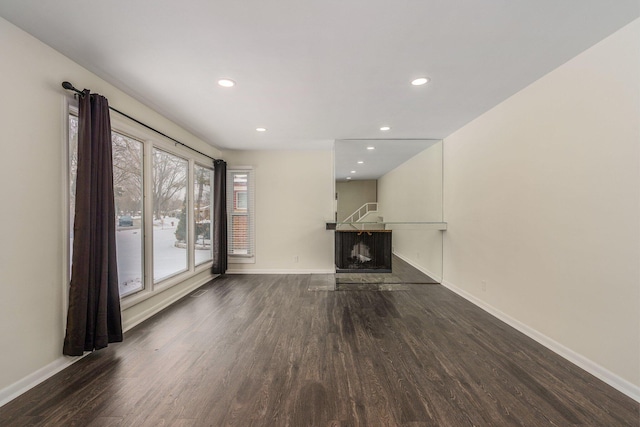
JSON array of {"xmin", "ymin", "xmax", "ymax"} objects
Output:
[{"xmin": 335, "ymin": 230, "xmax": 392, "ymax": 273}]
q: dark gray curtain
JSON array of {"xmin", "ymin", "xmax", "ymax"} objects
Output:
[
  {"xmin": 63, "ymin": 90, "xmax": 123, "ymax": 356},
  {"xmin": 212, "ymin": 159, "xmax": 228, "ymax": 274}
]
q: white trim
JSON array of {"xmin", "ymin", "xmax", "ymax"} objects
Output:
[
  {"xmin": 226, "ymin": 269, "xmax": 335, "ymax": 275},
  {"xmin": 228, "ymin": 256, "xmax": 256, "ymax": 264},
  {"xmin": 122, "ymin": 274, "xmax": 217, "ymax": 332},
  {"xmin": 187, "ymin": 158, "xmax": 195, "ymax": 274},
  {"xmin": 0, "ymin": 354, "xmax": 89, "ymax": 408},
  {"xmin": 386, "ymin": 222, "xmax": 447, "ymax": 231},
  {"xmin": 8, "ymin": 270, "xmax": 637, "ymax": 406},
  {"xmin": 440, "ymin": 278, "xmax": 640, "ymax": 402},
  {"xmin": 0, "ymin": 273, "xmax": 217, "ymax": 409},
  {"xmin": 393, "ymin": 251, "xmax": 443, "ymax": 283}
]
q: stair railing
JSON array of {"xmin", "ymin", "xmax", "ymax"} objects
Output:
[{"xmin": 342, "ymin": 202, "xmax": 378, "ymax": 224}]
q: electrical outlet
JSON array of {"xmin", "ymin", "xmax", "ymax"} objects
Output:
[
  {"xmin": 293, "ymin": 255, "xmax": 299, "ymax": 263},
  {"xmin": 481, "ymin": 280, "xmax": 487, "ymax": 292}
]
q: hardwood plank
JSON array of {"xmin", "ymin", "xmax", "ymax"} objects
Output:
[{"xmin": 0, "ymin": 272, "xmax": 637, "ymax": 426}]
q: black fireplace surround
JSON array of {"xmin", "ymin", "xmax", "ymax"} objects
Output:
[{"xmin": 335, "ymin": 230, "xmax": 392, "ymax": 273}]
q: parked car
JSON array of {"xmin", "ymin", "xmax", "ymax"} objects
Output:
[{"xmin": 118, "ymin": 215, "xmax": 133, "ymax": 227}]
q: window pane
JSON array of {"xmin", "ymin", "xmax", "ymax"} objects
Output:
[
  {"xmin": 113, "ymin": 132, "xmax": 144, "ymax": 297},
  {"xmin": 194, "ymin": 165, "xmax": 213, "ymax": 265},
  {"xmin": 153, "ymin": 148, "xmax": 188, "ymax": 282},
  {"xmin": 231, "ymin": 215, "xmax": 249, "ymax": 254},
  {"xmin": 236, "ymin": 192, "xmax": 247, "ymax": 210}
]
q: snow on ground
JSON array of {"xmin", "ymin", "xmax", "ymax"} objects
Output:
[{"xmin": 116, "ymin": 216, "xmax": 212, "ymax": 297}]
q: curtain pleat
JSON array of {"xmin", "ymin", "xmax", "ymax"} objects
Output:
[
  {"xmin": 63, "ymin": 90, "xmax": 123, "ymax": 356},
  {"xmin": 212, "ymin": 159, "xmax": 228, "ymax": 275}
]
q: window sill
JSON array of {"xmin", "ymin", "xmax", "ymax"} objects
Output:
[
  {"xmin": 120, "ymin": 263, "xmax": 214, "ymax": 310},
  {"xmin": 229, "ymin": 256, "xmax": 255, "ymax": 264}
]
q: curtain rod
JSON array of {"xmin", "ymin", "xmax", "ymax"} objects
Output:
[{"xmin": 62, "ymin": 82, "xmax": 221, "ymax": 163}]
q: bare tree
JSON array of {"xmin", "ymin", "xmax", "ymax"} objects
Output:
[
  {"xmin": 152, "ymin": 149, "xmax": 187, "ymax": 219},
  {"xmin": 112, "ymin": 132, "xmax": 143, "ymax": 215},
  {"xmin": 69, "ymin": 118, "xmax": 188, "ymax": 222},
  {"xmin": 194, "ymin": 166, "xmax": 212, "ymax": 220}
]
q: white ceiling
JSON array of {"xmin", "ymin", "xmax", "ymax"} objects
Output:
[
  {"xmin": 335, "ymin": 139, "xmax": 439, "ymax": 181},
  {"xmin": 0, "ymin": 1, "xmax": 637, "ymax": 178}
]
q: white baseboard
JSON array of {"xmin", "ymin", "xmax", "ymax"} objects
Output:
[
  {"xmin": 0, "ymin": 353, "xmax": 88, "ymax": 408},
  {"xmin": 393, "ymin": 251, "xmax": 443, "ymax": 283},
  {"xmin": 0, "ymin": 274, "xmax": 217, "ymax": 409},
  {"xmin": 440, "ymin": 278, "xmax": 640, "ymax": 402},
  {"xmin": 122, "ymin": 274, "xmax": 216, "ymax": 332},
  {"xmin": 226, "ymin": 268, "xmax": 335, "ymax": 275},
  {"xmin": 5, "ymin": 271, "xmax": 636, "ymax": 409}
]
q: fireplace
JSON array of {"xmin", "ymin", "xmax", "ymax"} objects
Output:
[{"xmin": 335, "ymin": 230, "xmax": 392, "ymax": 273}]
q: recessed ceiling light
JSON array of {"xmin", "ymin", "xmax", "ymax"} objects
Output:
[
  {"xmin": 411, "ymin": 77, "xmax": 430, "ymax": 86},
  {"xmin": 380, "ymin": 126, "xmax": 391, "ymax": 131},
  {"xmin": 218, "ymin": 79, "xmax": 235, "ymax": 87},
  {"xmin": 346, "ymin": 177, "xmax": 352, "ymax": 180},
  {"xmin": 357, "ymin": 161, "xmax": 364, "ymax": 164},
  {"xmin": 256, "ymin": 127, "xmax": 267, "ymax": 132},
  {"xmin": 367, "ymin": 146, "xmax": 375, "ymax": 150},
  {"xmin": 350, "ymin": 170, "xmax": 356, "ymax": 174}
]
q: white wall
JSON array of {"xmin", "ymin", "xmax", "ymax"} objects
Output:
[
  {"xmin": 442, "ymin": 19, "xmax": 640, "ymax": 395},
  {"xmin": 0, "ymin": 17, "xmax": 221, "ymax": 401},
  {"xmin": 377, "ymin": 141, "xmax": 444, "ymax": 280},
  {"xmin": 223, "ymin": 150, "xmax": 335, "ymax": 273},
  {"xmin": 336, "ymin": 179, "xmax": 377, "ymax": 222}
]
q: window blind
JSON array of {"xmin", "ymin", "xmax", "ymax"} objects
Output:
[{"xmin": 226, "ymin": 168, "xmax": 255, "ymax": 258}]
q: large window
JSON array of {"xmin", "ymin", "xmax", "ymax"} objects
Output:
[
  {"xmin": 68, "ymin": 110, "xmax": 215, "ymax": 305},
  {"xmin": 227, "ymin": 169, "xmax": 255, "ymax": 260}
]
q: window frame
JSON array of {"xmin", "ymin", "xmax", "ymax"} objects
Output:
[
  {"xmin": 65, "ymin": 100, "xmax": 215, "ymax": 310},
  {"xmin": 111, "ymin": 127, "xmax": 145, "ymax": 298},
  {"xmin": 227, "ymin": 166, "xmax": 256, "ymax": 264},
  {"xmin": 193, "ymin": 162, "xmax": 214, "ymax": 267}
]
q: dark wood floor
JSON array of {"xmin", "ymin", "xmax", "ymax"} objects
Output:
[
  {"xmin": 1, "ymin": 274, "xmax": 637, "ymax": 426},
  {"xmin": 335, "ymin": 256, "xmax": 439, "ymax": 290}
]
